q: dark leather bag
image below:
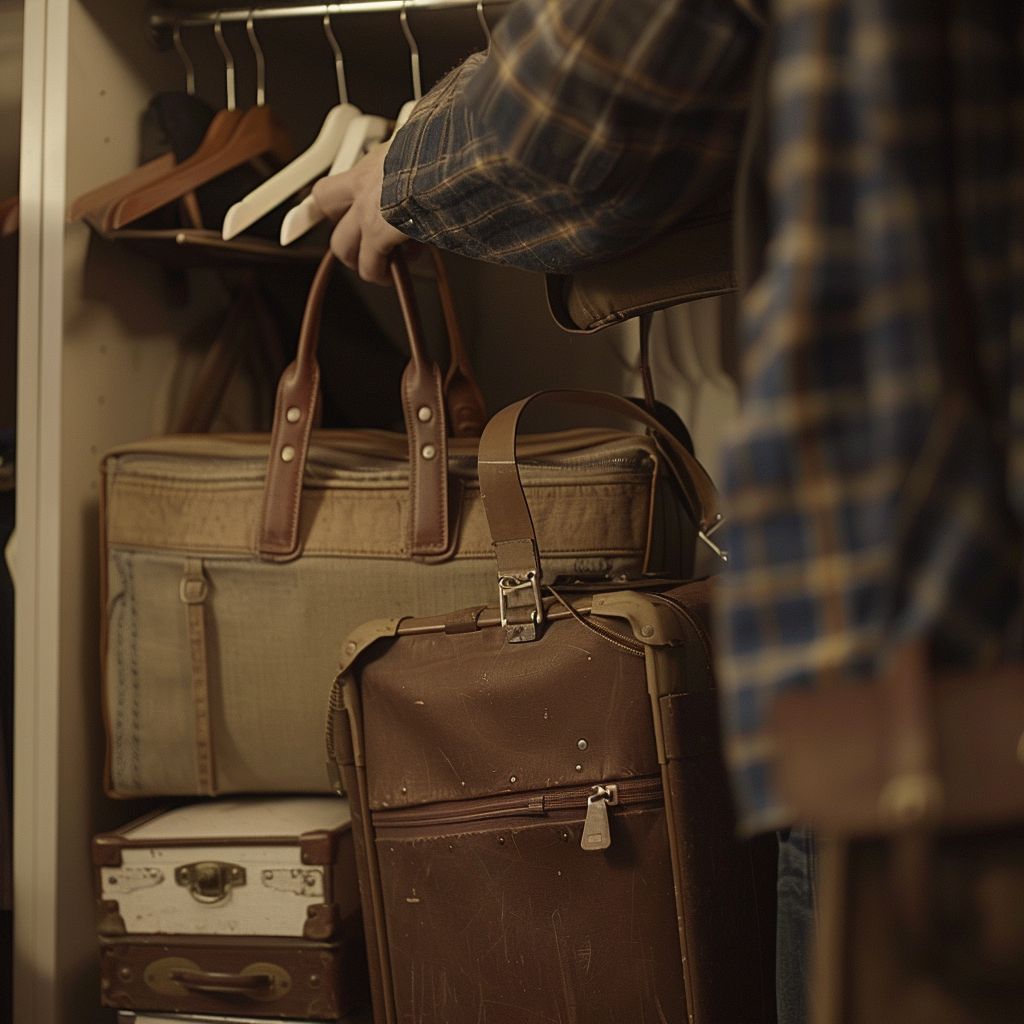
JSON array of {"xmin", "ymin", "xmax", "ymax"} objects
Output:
[{"xmin": 328, "ymin": 392, "xmax": 777, "ymax": 1024}]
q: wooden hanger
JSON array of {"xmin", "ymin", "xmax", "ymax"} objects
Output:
[
  {"xmin": 68, "ymin": 153, "xmax": 177, "ymax": 225},
  {"xmin": 70, "ymin": 24, "xmax": 209, "ymax": 224},
  {"xmin": 108, "ymin": 16, "xmax": 292, "ymax": 230}
]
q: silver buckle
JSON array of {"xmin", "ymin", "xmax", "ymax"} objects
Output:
[{"xmin": 498, "ymin": 571, "xmax": 544, "ymax": 641}]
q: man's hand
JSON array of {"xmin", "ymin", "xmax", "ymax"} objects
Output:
[{"xmin": 311, "ymin": 140, "xmax": 411, "ymax": 286}]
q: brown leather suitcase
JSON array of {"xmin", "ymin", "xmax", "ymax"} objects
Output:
[
  {"xmin": 327, "ymin": 393, "xmax": 777, "ymax": 1024},
  {"xmin": 94, "ymin": 797, "xmax": 367, "ymax": 1020}
]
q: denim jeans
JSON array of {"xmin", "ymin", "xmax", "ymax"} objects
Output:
[{"xmin": 777, "ymin": 827, "xmax": 816, "ymax": 1024}]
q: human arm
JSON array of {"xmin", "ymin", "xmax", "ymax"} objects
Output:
[{"xmin": 313, "ymin": 0, "xmax": 761, "ymax": 280}]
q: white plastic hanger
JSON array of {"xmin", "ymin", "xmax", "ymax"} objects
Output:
[
  {"xmin": 222, "ymin": 13, "xmax": 362, "ymax": 240},
  {"xmin": 278, "ymin": 111, "xmax": 391, "ymax": 245},
  {"xmin": 278, "ymin": 0, "xmax": 425, "ymax": 246}
]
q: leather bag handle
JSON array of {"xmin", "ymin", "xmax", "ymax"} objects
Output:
[
  {"xmin": 477, "ymin": 389, "xmax": 722, "ymax": 594},
  {"xmin": 258, "ymin": 247, "xmax": 474, "ymax": 561},
  {"xmin": 430, "ymin": 246, "xmax": 488, "ymax": 438},
  {"xmin": 170, "ymin": 968, "xmax": 274, "ymax": 996}
]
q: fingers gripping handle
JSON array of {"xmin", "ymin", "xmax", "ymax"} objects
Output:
[{"xmin": 477, "ymin": 390, "xmax": 723, "ymax": 611}]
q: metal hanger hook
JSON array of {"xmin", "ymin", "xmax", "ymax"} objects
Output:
[
  {"xmin": 214, "ymin": 14, "xmax": 236, "ymax": 111},
  {"xmin": 476, "ymin": 1, "xmax": 491, "ymax": 47},
  {"xmin": 173, "ymin": 22, "xmax": 196, "ymax": 96},
  {"xmin": 246, "ymin": 12, "xmax": 266, "ymax": 106},
  {"xmin": 323, "ymin": 11, "xmax": 348, "ymax": 106},
  {"xmin": 400, "ymin": 0, "xmax": 422, "ymax": 102}
]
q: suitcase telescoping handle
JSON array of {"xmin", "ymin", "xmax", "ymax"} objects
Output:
[
  {"xmin": 477, "ymin": 390, "xmax": 723, "ymax": 631},
  {"xmin": 258, "ymin": 246, "xmax": 486, "ymax": 562}
]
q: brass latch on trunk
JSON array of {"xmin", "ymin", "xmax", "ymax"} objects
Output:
[{"xmin": 175, "ymin": 861, "xmax": 246, "ymax": 904}]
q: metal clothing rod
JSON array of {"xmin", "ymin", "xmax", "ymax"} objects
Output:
[{"xmin": 152, "ymin": 0, "xmax": 506, "ymax": 29}]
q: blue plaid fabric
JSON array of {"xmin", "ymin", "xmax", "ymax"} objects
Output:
[
  {"xmin": 381, "ymin": 0, "xmax": 1024, "ymax": 832},
  {"xmin": 718, "ymin": 0, "xmax": 1024, "ymax": 832},
  {"xmin": 381, "ymin": 0, "xmax": 761, "ymax": 272}
]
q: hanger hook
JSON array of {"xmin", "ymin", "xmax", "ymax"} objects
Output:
[
  {"xmin": 214, "ymin": 14, "xmax": 236, "ymax": 111},
  {"xmin": 476, "ymin": 1, "xmax": 491, "ymax": 47},
  {"xmin": 173, "ymin": 22, "xmax": 196, "ymax": 96},
  {"xmin": 246, "ymin": 12, "xmax": 266, "ymax": 107},
  {"xmin": 323, "ymin": 11, "xmax": 348, "ymax": 106},
  {"xmin": 400, "ymin": 0, "xmax": 422, "ymax": 102}
]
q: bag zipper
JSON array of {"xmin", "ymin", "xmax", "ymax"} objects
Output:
[{"xmin": 370, "ymin": 775, "xmax": 663, "ymax": 853}]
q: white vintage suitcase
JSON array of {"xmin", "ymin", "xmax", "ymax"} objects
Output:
[{"xmin": 95, "ymin": 797, "xmax": 367, "ymax": 1020}]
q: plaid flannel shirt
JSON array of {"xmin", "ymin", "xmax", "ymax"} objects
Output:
[
  {"xmin": 381, "ymin": 0, "xmax": 760, "ymax": 272},
  {"xmin": 718, "ymin": 0, "xmax": 1024, "ymax": 833},
  {"xmin": 381, "ymin": 0, "xmax": 1024, "ymax": 833}
]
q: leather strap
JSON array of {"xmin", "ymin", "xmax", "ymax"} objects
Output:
[
  {"xmin": 638, "ymin": 313, "xmax": 657, "ymax": 414},
  {"xmin": 394, "ymin": 253, "xmax": 452, "ymax": 560},
  {"xmin": 257, "ymin": 247, "xmax": 479, "ymax": 561},
  {"xmin": 174, "ymin": 294, "xmax": 252, "ymax": 434},
  {"xmin": 477, "ymin": 390, "xmax": 720, "ymax": 582},
  {"xmin": 180, "ymin": 559, "xmax": 216, "ymax": 796},
  {"xmin": 430, "ymin": 247, "xmax": 488, "ymax": 438},
  {"xmin": 258, "ymin": 251, "xmax": 330, "ymax": 560},
  {"xmin": 877, "ymin": 641, "xmax": 944, "ymax": 826}
]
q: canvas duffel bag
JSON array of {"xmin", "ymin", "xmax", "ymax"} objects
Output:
[
  {"xmin": 101, "ymin": 253, "xmax": 703, "ymax": 799},
  {"xmin": 327, "ymin": 392, "xmax": 775, "ymax": 1024}
]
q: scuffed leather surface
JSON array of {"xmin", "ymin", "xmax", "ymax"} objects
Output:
[
  {"xmin": 375, "ymin": 807, "xmax": 685, "ymax": 1024},
  {"xmin": 342, "ymin": 581, "xmax": 778, "ymax": 1024},
  {"xmin": 359, "ymin": 613, "xmax": 658, "ymax": 811}
]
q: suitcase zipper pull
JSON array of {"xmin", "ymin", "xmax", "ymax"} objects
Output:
[{"xmin": 581, "ymin": 784, "xmax": 618, "ymax": 851}]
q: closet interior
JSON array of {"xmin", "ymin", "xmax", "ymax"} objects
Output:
[{"xmin": 13, "ymin": 0, "xmax": 738, "ymax": 1020}]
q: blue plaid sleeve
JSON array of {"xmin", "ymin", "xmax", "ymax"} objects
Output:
[{"xmin": 380, "ymin": 0, "xmax": 760, "ymax": 273}]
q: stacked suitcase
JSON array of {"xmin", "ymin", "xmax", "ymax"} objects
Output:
[
  {"xmin": 93, "ymin": 798, "xmax": 367, "ymax": 1022},
  {"xmin": 91, "ymin": 252, "xmax": 776, "ymax": 1023}
]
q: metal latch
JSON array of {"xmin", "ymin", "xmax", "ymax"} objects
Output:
[
  {"xmin": 103, "ymin": 866, "xmax": 165, "ymax": 895},
  {"xmin": 175, "ymin": 861, "xmax": 246, "ymax": 904},
  {"xmin": 260, "ymin": 868, "xmax": 324, "ymax": 898},
  {"xmin": 498, "ymin": 571, "xmax": 544, "ymax": 643}
]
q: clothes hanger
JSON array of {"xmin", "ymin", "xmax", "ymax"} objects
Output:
[
  {"xmin": 394, "ymin": 0, "xmax": 423, "ymax": 129},
  {"xmin": 99, "ymin": 16, "xmax": 245, "ymax": 231},
  {"xmin": 476, "ymin": 0, "xmax": 491, "ymax": 48},
  {"xmin": 221, "ymin": 12, "xmax": 363, "ymax": 240},
  {"xmin": 279, "ymin": 1, "xmax": 428, "ymax": 246},
  {"xmin": 68, "ymin": 22, "xmax": 219, "ymax": 224},
  {"xmin": 108, "ymin": 14, "xmax": 294, "ymax": 230},
  {"xmin": 278, "ymin": 111, "xmax": 391, "ymax": 245}
]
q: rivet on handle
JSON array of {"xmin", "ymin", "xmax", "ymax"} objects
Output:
[
  {"xmin": 417, "ymin": 406, "xmax": 433, "ymax": 422},
  {"xmin": 286, "ymin": 406, "xmax": 301, "ymax": 423},
  {"xmin": 421, "ymin": 444, "xmax": 436, "ymax": 460},
  {"xmin": 281, "ymin": 446, "xmax": 296, "ymax": 463}
]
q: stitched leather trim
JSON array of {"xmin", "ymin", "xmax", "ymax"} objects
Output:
[
  {"xmin": 180, "ymin": 558, "xmax": 216, "ymax": 796},
  {"xmin": 258, "ymin": 251, "xmax": 332, "ymax": 560}
]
